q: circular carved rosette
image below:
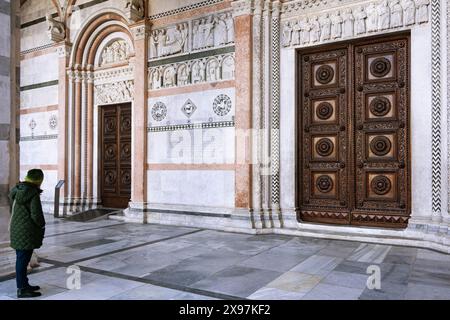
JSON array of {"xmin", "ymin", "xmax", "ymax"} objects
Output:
[
  {"xmin": 105, "ymin": 117, "xmax": 116, "ymax": 134},
  {"xmin": 370, "ymin": 136, "xmax": 392, "ymax": 156},
  {"xmin": 213, "ymin": 94, "xmax": 232, "ymax": 116},
  {"xmin": 315, "ymin": 65, "xmax": 334, "ymax": 85},
  {"xmin": 315, "ymin": 138, "xmax": 334, "ymax": 157},
  {"xmin": 121, "ymin": 143, "xmax": 131, "ymax": 160},
  {"xmin": 316, "ymin": 102, "xmax": 333, "ymax": 120},
  {"xmin": 369, "ymin": 96, "xmax": 391, "ymax": 117},
  {"xmin": 316, "ymin": 175, "xmax": 333, "ymax": 193},
  {"xmin": 104, "ymin": 170, "xmax": 117, "ymax": 186},
  {"xmin": 370, "ymin": 57, "xmax": 391, "ymax": 78},
  {"xmin": 121, "ymin": 171, "xmax": 131, "ymax": 186},
  {"xmin": 104, "ymin": 144, "xmax": 116, "ymax": 161},
  {"xmin": 371, "ymin": 175, "xmax": 392, "ymax": 195},
  {"xmin": 121, "ymin": 115, "xmax": 132, "ymax": 133}
]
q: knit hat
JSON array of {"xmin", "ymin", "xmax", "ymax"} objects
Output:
[{"xmin": 24, "ymin": 169, "xmax": 44, "ymax": 186}]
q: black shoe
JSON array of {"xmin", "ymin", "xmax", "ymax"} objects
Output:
[
  {"xmin": 17, "ymin": 288, "xmax": 42, "ymax": 298},
  {"xmin": 25, "ymin": 285, "xmax": 40, "ymax": 291}
]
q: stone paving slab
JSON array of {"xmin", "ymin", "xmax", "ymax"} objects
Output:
[{"xmin": 1, "ymin": 213, "xmax": 450, "ymax": 300}]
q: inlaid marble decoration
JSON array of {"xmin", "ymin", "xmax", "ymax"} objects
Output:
[
  {"xmin": 181, "ymin": 99, "xmax": 197, "ymax": 118},
  {"xmin": 213, "ymin": 94, "xmax": 232, "ymax": 116},
  {"xmin": 48, "ymin": 114, "xmax": 57, "ymax": 130},
  {"xmin": 151, "ymin": 102, "xmax": 167, "ymax": 121}
]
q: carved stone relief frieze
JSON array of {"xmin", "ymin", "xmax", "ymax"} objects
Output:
[
  {"xmin": 281, "ymin": 0, "xmax": 430, "ymax": 48},
  {"xmin": 94, "ymin": 80, "xmax": 134, "ymax": 105},
  {"xmin": 100, "ymin": 40, "xmax": 131, "ymax": 66},
  {"xmin": 149, "ymin": 53, "xmax": 235, "ymax": 90},
  {"xmin": 149, "ymin": 11, "xmax": 234, "ymax": 60}
]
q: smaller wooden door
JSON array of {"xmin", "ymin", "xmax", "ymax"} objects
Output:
[{"xmin": 100, "ymin": 103, "xmax": 132, "ymax": 208}]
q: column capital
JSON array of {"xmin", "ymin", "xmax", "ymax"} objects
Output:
[
  {"xmin": 130, "ymin": 21, "xmax": 151, "ymax": 41},
  {"xmin": 232, "ymin": 0, "xmax": 254, "ymax": 18}
]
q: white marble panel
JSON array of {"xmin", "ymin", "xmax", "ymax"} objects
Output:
[
  {"xmin": 0, "ymin": 13, "xmax": 10, "ymax": 57},
  {"xmin": 0, "ymin": 75, "xmax": 11, "ymax": 123},
  {"xmin": 280, "ymin": 48, "xmax": 296, "ymax": 209},
  {"xmin": 20, "ymin": 23, "xmax": 51, "ymax": 53},
  {"xmin": 0, "ymin": 141, "xmax": 10, "ymax": 184},
  {"xmin": 147, "ymin": 170, "xmax": 235, "ymax": 207},
  {"xmin": 148, "ymin": 126, "xmax": 235, "ymax": 164},
  {"xmin": 19, "ymin": 139, "xmax": 58, "ymax": 165},
  {"xmin": 148, "ymin": 87, "xmax": 235, "ymax": 125},
  {"xmin": 20, "ymin": 52, "xmax": 58, "ymax": 87},
  {"xmin": 19, "ymin": 169, "xmax": 57, "ymax": 202},
  {"xmin": 20, "ymin": 111, "xmax": 58, "ymax": 137},
  {"xmin": 20, "ymin": 85, "xmax": 58, "ymax": 109},
  {"xmin": 410, "ymin": 24, "xmax": 432, "ymax": 218}
]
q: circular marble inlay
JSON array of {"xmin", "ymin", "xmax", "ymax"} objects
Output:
[
  {"xmin": 316, "ymin": 102, "xmax": 333, "ymax": 120},
  {"xmin": 151, "ymin": 102, "xmax": 167, "ymax": 122},
  {"xmin": 316, "ymin": 65, "xmax": 335, "ymax": 84},
  {"xmin": 370, "ymin": 96, "xmax": 391, "ymax": 117},
  {"xmin": 370, "ymin": 57, "xmax": 391, "ymax": 78},
  {"xmin": 315, "ymin": 138, "xmax": 334, "ymax": 157},
  {"xmin": 49, "ymin": 115, "xmax": 58, "ymax": 130},
  {"xmin": 371, "ymin": 175, "xmax": 392, "ymax": 195},
  {"xmin": 213, "ymin": 94, "xmax": 232, "ymax": 116},
  {"xmin": 370, "ymin": 136, "xmax": 392, "ymax": 156},
  {"xmin": 316, "ymin": 175, "xmax": 334, "ymax": 193}
]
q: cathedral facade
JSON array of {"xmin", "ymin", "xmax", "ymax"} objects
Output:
[{"xmin": 8, "ymin": 0, "xmax": 450, "ymax": 252}]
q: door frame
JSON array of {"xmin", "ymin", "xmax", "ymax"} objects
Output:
[
  {"xmin": 98, "ymin": 102, "xmax": 133, "ymax": 209},
  {"xmin": 295, "ymin": 31, "xmax": 411, "ymax": 228}
]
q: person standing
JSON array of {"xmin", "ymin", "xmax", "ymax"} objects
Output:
[{"xmin": 9, "ymin": 169, "xmax": 46, "ymax": 298}]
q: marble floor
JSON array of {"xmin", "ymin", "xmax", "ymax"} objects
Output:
[{"xmin": 1, "ymin": 213, "xmax": 450, "ymax": 300}]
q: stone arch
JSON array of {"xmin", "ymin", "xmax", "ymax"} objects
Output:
[{"xmin": 67, "ymin": 11, "xmax": 134, "ymax": 205}]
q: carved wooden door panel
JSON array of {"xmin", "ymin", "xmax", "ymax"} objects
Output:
[
  {"xmin": 298, "ymin": 34, "xmax": 410, "ymax": 228},
  {"xmin": 299, "ymin": 46, "xmax": 351, "ymax": 225},
  {"xmin": 100, "ymin": 103, "xmax": 132, "ymax": 208},
  {"xmin": 353, "ymin": 37, "xmax": 410, "ymax": 227}
]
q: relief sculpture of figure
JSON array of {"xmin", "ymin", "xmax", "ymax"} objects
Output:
[
  {"xmin": 125, "ymin": 0, "xmax": 145, "ymax": 20},
  {"xmin": 177, "ymin": 23, "xmax": 189, "ymax": 53},
  {"xmin": 301, "ymin": 18, "xmax": 311, "ymax": 44},
  {"xmin": 192, "ymin": 21, "xmax": 201, "ymax": 50},
  {"xmin": 45, "ymin": 13, "xmax": 66, "ymax": 42},
  {"xmin": 151, "ymin": 69, "xmax": 161, "ymax": 90},
  {"xmin": 214, "ymin": 14, "xmax": 228, "ymax": 45},
  {"xmin": 225, "ymin": 12, "xmax": 234, "ymax": 43},
  {"xmin": 191, "ymin": 61, "xmax": 205, "ymax": 83},
  {"xmin": 355, "ymin": 6, "xmax": 367, "ymax": 35},
  {"xmin": 163, "ymin": 67, "xmax": 176, "ymax": 87},
  {"xmin": 177, "ymin": 65, "xmax": 189, "ymax": 86},
  {"xmin": 402, "ymin": 0, "xmax": 416, "ymax": 26},
  {"xmin": 331, "ymin": 12, "xmax": 342, "ymax": 39},
  {"xmin": 150, "ymin": 30, "xmax": 159, "ymax": 58},
  {"xmin": 291, "ymin": 21, "xmax": 301, "ymax": 45},
  {"xmin": 390, "ymin": 0, "xmax": 403, "ymax": 28},
  {"xmin": 342, "ymin": 8, "xmax": 354, "ymax": 38},
  {"xmin": 282, "ymin": 21, "xmax": 293, "ymax": 47},
  {"xmin": 416, "ymin": 0, "xmax": 430, "ymax": 24},
  {"xmin": 320, "ymin": 13, "xmax": 331, "ymax": 42},
  {"xmin": 203, "ymin": 16, "xmax": 215, "ymax": 48},
  {"xmin": 366, "ymin": 3, "xmax": 378, "ymax": 32},
  {"xmin": 310, "ymin": 16, "xmax": 321, "ymax": 43},
  {"xmin": 377, "ymin": 0, "xmax": 390, "ymax": 31}
]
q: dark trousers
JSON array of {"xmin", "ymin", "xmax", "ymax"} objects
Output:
[{"xmin": 15, "ymin": 249, "xmax": 33, "ymax": 289}]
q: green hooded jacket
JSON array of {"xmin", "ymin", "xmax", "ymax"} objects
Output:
[{"xmin": 9, "ymin": 182, "xmax": 46, "ymax": 250}]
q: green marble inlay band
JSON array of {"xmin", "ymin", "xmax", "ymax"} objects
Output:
[
  {"xmin": 20, "ymin": 80, "xmax": 59, "ymax": 92},
  {"xmin": 148, "ymin": 46, "xmax": 235, "ymax": 67}
]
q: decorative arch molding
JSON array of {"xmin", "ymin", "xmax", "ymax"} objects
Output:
[{"xmin": 66, "ymin": 10, "xmax": 136, "ymax": 205}]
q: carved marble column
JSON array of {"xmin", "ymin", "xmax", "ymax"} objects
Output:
[
  {"xmin": 73, "ymin": 68, "xmax": 82, "ymax": 199},
  {"xmin": 232, "ymin": 0, "xmax": 253, "ymax": 213},
  {"xmin": 252, "ymin": 0, "xmax": 264, "ymax": 229},
  {"xmin": 57, "ymin": 44, "xmax": 71, "ymax": 201},
  {"xmin": 130, "ymin": 22, "xmax": 149, "ymax": 210}
]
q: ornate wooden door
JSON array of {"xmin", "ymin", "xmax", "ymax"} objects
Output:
[
  {"xmin": 100, "ymin": 103, "xmax": 132, "ymax": 208},
  {"xmin": 298, "ymin": 34, "xmax": 410, "ymax": 228}
]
